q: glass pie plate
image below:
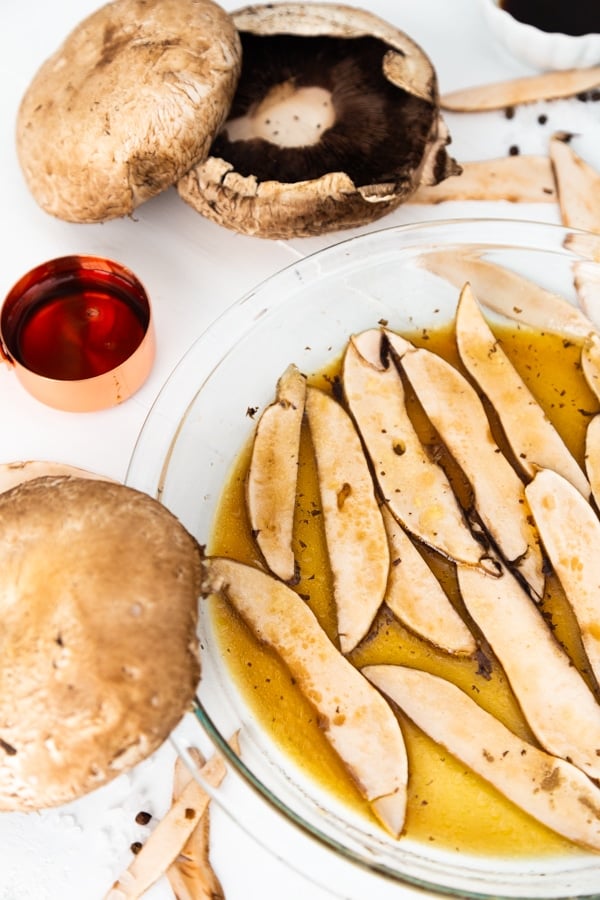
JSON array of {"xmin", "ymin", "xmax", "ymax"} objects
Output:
[{"xmin": 126, "ymin": 218, "xmax": 600, "ymax": 900}]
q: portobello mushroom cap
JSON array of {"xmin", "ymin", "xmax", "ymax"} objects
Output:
[
  {"xmin": 16, "ymin": 0, "xmax": 241, "ymax": 223},
  {"xmin": 0, "ymin": 476, "xmax": 202, "ymax": 811},
  {"xmin": 177, "ymin": 3, "xmax": 460, "ymax": 238}
]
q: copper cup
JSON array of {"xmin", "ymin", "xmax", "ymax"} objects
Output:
[{"xmin": 0, "ymin": 255, "xmax": 155, "ymax": 412}]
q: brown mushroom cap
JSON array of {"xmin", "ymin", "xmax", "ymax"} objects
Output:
[
  {"xmin": 0, "ymin": 476, "xmax": 202, "ymax": 811},
  {"xmin": 16, "ymin": 0, "xmax": 241, "ymax": 223},
  {"xmin": 177, "ymin": 3, "xmax": 460, "ymax": 238}
]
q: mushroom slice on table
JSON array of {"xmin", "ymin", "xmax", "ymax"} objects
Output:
[
  {"xmin": 457, "ymin": 561, "xmax": 600, "ymax": 781},
  {"xmin": 381, "ymin": 505, "xmax": 476, "ymax": 656},
  {"xmin": 201, "ymin": 557, "xmax": 408, "ymax": 837},
  {"xmin": 247, "ymin": 363, "xmax": 306, "ymax": 583},
  {"xmin": 342, "ymin": 330, "xmax": 490, "ymax": 569},
  {"xmin": 574, "ymin": 261, "xmax": 600, "ymax": 328},
  {"xmin": 305, "ymin": 384, "xmax": 389, "ymax": 653},
  {"xmin": 387, "ymin": 332, "xmax": 545, "ymax": 598},
  {"xmin": 167, "ymin": 750, "xmax": 224, "ymax": 900},
  {"xmin": 105, "ymin": 749, "xmax": 227, "ymax": 900},
  {"xmin": 579, "ymin": 335, "xmax": 600, "ymax": 500},
  {"xmin": 526, "ymin": 468, "xmax": 600, "ymax": 687},
  {"xmin": 177, "ymin": 2, "xmax": 459, "ymax": 238},
  {"xmin": 441, "ymin": 65, "xmax": 600, "ymax": 112},
  {"xmin": 421, "ymin": 252, "xmax": 597, "ymax": 339},
  {"xmin": 551, "ymin": 132, "xmax": 600, "ymax": 235},
  {"xmin": 455, "ymin": 283, "xmax": 589, "ymax": 498},
  {"xmin": 363, "ymin": 665, "xmax": 600, "ymax": 852},
  {"xmin": 411, "ymin": 155, "xmax": 557, "ymax": 204}
]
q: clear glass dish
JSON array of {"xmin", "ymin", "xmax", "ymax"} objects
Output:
[{"xmin": 126, "ymin": 218, "xmax": 600, "ymax": 900}]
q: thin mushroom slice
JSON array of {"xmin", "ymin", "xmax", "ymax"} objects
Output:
[
  {"xmin": 363, "ymin": 665, "xmax": 600, "ymax": 852},
  {"xmin": 342, "ymin": 330, "xmax": 490, "ymax": 569},
  {"xmin": 105, "ymin": 750, "xmax": 227, "ymax": 900},
  {"xmin": 202, "ymin": 557, "xmax": 408, "ymax": 837},
  {"xmin": 387, "ymin": 331, "xmax": 545, "ymax": 598},
  {"xmin": 247, "ymin": 363, "xmax": 306, "ymax": 582},
  {"xmin": 574, "ymin": 261, "xmax": 600, "ymax": 329},
  {"xmin": 167, "ymin": 749, "xmax": 224, "ymax": 900},
  {"xmin": 457, "ymin": 561, "xmax": 600, "ymax": 781},
  {"xmin": 551, "ymin": 133, "xmax": 600, "ymax": 235},
  {"xmin": 441, "ymin": 66, "xmax": 600, "ymax": 111},
  {"xmin": 585, "ymin": 415, "xmax": 600, "ymax": 503},
  {"xmin": 305, "ymin": 384, "xmax": 389, "ymax": 653},
  {"xmin": 421, "ymin": 251, "xmax": 597, "ymax": 339},
  {"xmin": 411, "ymin": 155, "xmax": 557, "ymax": 204},
  {"xmin": 526, "ymin": 468, "xmax": 600, "ymax": 687},
  {"xmin": 455, "ymin": 283, "xmax": 589, "ymax": 498},
  {"xmin": 382, "ymin": 505, "xmax": 476, "ymax": 656}
]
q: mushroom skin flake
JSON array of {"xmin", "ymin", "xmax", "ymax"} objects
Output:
[{"xmin": 206, "ymin": 320, "xmax": 598, "ymax": 858}]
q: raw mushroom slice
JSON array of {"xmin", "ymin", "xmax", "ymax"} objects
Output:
[
  {"xmin": 550, "ymin": 132, "xmax": 600, "ymax": 234},
  {"xmin": 526, "ymin": 468, "xmax": 600, "ymax": 687},
  {"xmin": 105, "ymin": 749, "xmax": 227, "ymax": 900},
  {"xmin": 455, "ymin": 283, "xmax": 590, "ymax": 498},
  {"xmin": 574, "ymin": 261, "xmax": 600, "ymax": 329},
  {"xmin": 246, "ymin": 363, "xmax": 306, "ymax": 582},
  {"xmin": 387, "ymin": 331, "xmax": 545, "ymax": 598},
  {"xmin": 342, "ymin": 330, "xmax": 490, "ymax": 569},
  {"xmin": 305, "ymin": 384, "xmax": 390, "ymax": 653},
  {"xmin": 167, "ymin": 749, "xmax": 224, "ymax": 900},
  {"xmin": 411, "ymin": 155, "xmax": 557, "ymax": 204},
  {"xmin": 457, "ymin": 561, "xmax": 600, "ymax": 781},
  {"xmin": 381, "ymin": 505, "xmax": 476, "ymax": 656},
  {"xmin": 178, "ymin": 2, "xmax": 460, "ymax": 238},
  {"xmin": 201, "ymin": 557, "xmax": 408, "ymax": 836},
  {"xmin": 363, "ymin": 665, "xmax": 600, "ymax": 852},
  {"xmin": 580, "ymin": 334, "xmax": 600, "ymax": 500},
  {"xmin": 0, "ymin": 459, "xmax": 114, "ymax": 493},
  {"xmin": 421, "ymin": 251, "xmax": 597, "ymax": 339},
  {"xmin": 441, "ymin": 66, "xmax": 600, "ymax": 111},
  {"xmin": 581, "ymin": 332, "xmax": 600, "ymax": 401}
]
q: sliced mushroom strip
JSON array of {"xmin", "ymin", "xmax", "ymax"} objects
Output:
[
  {"xmin": 202, "ymin": 557, "xmax": 408, "ymax": 836},
  {"xmin": 387, "ymin": 332, "xmax": 545, "ymax": 598},
  {"xmin": 441, "ymin": 66, "xmax": 600, "ymax": 112},
  {"xmin": 381, "ymin": 505, "xmax": 476, "ymax": 656},
  {"xmin": 105, "ymin": 749, "xmax": 227, "ymax": 900},
  {"xmin": 525, "ymin": 468, "xmax": 600, "ymax": 686},
  {"xmin": 455, "ymin": 283, "xmax": 589, "ymax": 497},
  {"xmin": 551, "ymin": 132, "xmax": 600, "ymax": 235},
  {"xmin": 580, "ymin": 335, "xmax": 600, "ymax": 500},
  {"xmin": 421, "ymin": 251, "xmax": 597, "ymax": 339},
  {"xmin": 457, "ymin": 561, "xmax": 600, "ymax": 780},
  {"xmin": 363, "ymin": 665, "xmax": 600, "ymax": 852},
  {"xmin": 167, "ymin": 749, "xmax": 224, "ymax": 900},
  {"xmin": 247, "ymin": 363, "xmax": 306, "ymax": 582},
  {"xmin": 411, "ymin": 155, "xmax": 556, "ymax": 204},
  {"xmin": 305, "ymin": 384, "xmax": 390, "ymax": 653},
  {"xmin": 342, "ymin": 330, "xmax": 490, "ymax": 569},
  {"xmin": 574, "ymin": 261, "xmax": 600, "ymax": 329}
]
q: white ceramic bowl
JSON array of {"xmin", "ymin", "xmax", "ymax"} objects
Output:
[
  {"xmin": 128, "ymin": 218, "xmax": 600, "ymax": 900},
  {"xmin": 478, "ymin": 0, "xmax": 600, "ymax": 70}
]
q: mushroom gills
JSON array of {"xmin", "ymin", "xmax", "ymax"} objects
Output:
[
  {"xmin": 201, "ymin": 556, "xmax": 408, "ymax": 837},
  {"xmin": 246, "ymin": 363, "xmax": 306, "ymax": 583},
  {"xmin": 526, "ymin": 467, "xmax": 600, "ymax": 689},
  {"xmin": 363, "ymin": 665, "xmax": 600, "ymax": 852},
  {"xmin": 386, "ymin": 330, "xmax": 545, "ymax": 599},
  {"xmin": 381, "ymin": 504, "xmax": 476, "ymax": 656},
  {"xmin": 455, "ymin": 282, "xmax": 589, "ymax": 497},
  {"xmin": 457, "ymin": 560, "xmax": 600, "ymax": 780},
  {"xmin": 305, "ymin": 385, "xmax": 389, "ymax": 654},
  {"xmin": 342, "ymin": 329, "xmax": 491, "ymax": 570}
]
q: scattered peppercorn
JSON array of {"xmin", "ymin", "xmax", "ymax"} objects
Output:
[
  {"xmin": 130, "ymin": 841, "xmax": 143, "ymax": 855},
  {"xmin": 135, "ymin": 810, "xmax": 152, "ymax": 826},
  {"xmin": 504, "ymin": 106, "xmax": 515, "ymax": 119},
  {"xmin": 537, "ymin": 114, "xmax": 548, "ymax": 125},
  {"xmin": 509, "ymin": 145, "xmax": 520, "ymax": 156}
]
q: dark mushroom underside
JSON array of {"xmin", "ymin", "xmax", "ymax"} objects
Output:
[{"xmin": 210, "ymin": 33, "xmax": 438, "ymax": 186}]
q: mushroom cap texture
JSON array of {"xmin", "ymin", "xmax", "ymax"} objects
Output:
[
  {"xmin": 177, "ymin": 2, "xmax": 460, "ymax": 238},
  {"xmin": 16, "ymin": 0, "xmax": 241, "ymax": 223},
  {"xmin": 0, "ymin": 476, "xmax": 202, "ymax": 811}
]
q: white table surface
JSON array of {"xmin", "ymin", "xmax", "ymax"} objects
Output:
[{"xmin": 2, "ymin": 2, "xmax": 600, "ymax": 898}]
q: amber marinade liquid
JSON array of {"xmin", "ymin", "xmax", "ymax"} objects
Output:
[{"xmin": 208, "ymin": 321, "xmax": 599, "ymax": 858}]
